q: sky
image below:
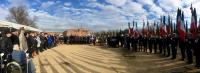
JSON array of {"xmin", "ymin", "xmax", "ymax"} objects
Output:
[{"xmin": 0, "ymin": 0, "xmax": 200, "ymax": 32}]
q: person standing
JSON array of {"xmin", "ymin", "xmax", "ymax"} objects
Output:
[
  {"xmin": 159, "ymin": 36, "xmax": 163, "ymax": 54},
  {"xmin": 195, "ymin": 34, "xmax": 200, "ymax": 68},
  {"xmin": 166, "ymin": 35, "xmax": 171, "ymax": 57},
  {"xmin": 27, "ymin": 32, "xmax": 37, "ymax": 58},
  {"xmin": 185, "ymin": 34, "xmax": 194, "ymax": 64},
  {"xmin": 36, "ymin": 34, "xmax": 41, "ymax": 55},
  {"xmin": 153, "ymin": 36, "xmax": 158, "ymax": 54},
  {"xmin": 143, "ymin": 35, "xmax": 148, "ymax": 52},
  {"xmin": 179, "ymin": 38, "xmax": 186, "ymax": 61},
  {"xmin": 171, "ymin": 33, "xmax": 178, "ymax": 59},
  {"xmin": 148, "ymin": 36, "xmax": 153, "ymax": 53},
  {"xmin": 0, "ymin": 30, "xmax": 13, "ymax": 62}
]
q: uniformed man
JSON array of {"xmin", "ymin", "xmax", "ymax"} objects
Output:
[
  {"xmin": 179, "ymin": 37, "xmax": 186, "ymax": 61},
  {"xmin": 125, "ymin": 34, "xmax": 131, "ymax": 51},
  {"xmin": 148, "ymin": 36, "xmax": 153, "ymax": 53},
  {"xmin": 131, "ymin": 36, "xmax": 137, "ymax": 52},
  {"xmin": 185, "ymin": 34, "xmax": 193, "ymax": 64},
  {"xmin": 166, "ymin": 35, "xmax": 171, "ymax": 57},
  {"xmin": 143, "ymin": 35, "xmax": 148, "ymax": 52},
  {"xmin": 153, "ymin": 36, "xmax": 158, "ymax": 54},
  {"xmin": 138, "ymin": 35, "xmax": 143, "ymax": 52},
  {"xmin": 158, "ymin": 36, "xmax": 163, "ymax": 54},
  {"xmin": 162, "ymin": 35, "xmax": 167, "ymax": 56},
  {"xmin": 195, "ymin": 33, "xmax": 200, "ymax": 68},
  {"xmin": 171, "ymin": 33, "xmax": 178, "ymax": 59}
]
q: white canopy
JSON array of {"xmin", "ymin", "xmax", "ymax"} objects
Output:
[{"xmin": 0, "ymin": 20, "xmax": 42, "ymax": 32}]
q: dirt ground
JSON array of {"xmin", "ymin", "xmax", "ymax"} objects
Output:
[{"xmin": 32, "ymin": 45, "xmax": 200, "ymax": 73}]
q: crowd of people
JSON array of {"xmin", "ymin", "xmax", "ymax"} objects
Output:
[
  {"xmin": 0, "ymin": 27, "xmax": 60, "ymax": 73},
  {"xmin": 63, "ymin": 35, "xmax": 96, "ymax": 45},
  {"xmin": 106, "ymin": 33, "xmax": 200, "ymax": 69}
]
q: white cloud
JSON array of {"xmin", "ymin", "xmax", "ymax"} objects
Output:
[
  {"xmin": 87, "ymin": 0, "xmax": 97, "ymax": 2},
  {"xmin": 157, "ymin": 0, "xmax": 181, "ymax": 12},
  {"xmin": 4, "ymin": 0, "xmax": 200, "ymax": 31},
  {"xmin": 64, "ymin": 2, "xmax": 71, "ymax": 7},
  {"xmin": 41, "ymin": 1, "xmax": 55, "ymax": 8},
  {"xmin": 0, "ymin": 7, "xmax": 9, "ymax": 20},
  {"xmin": 7, "ymin": 0, "xmax": 27, "ymax": 7},
  {"xmin": 105, "ymin": 0, "xmax": 127, "ymax": 7}
]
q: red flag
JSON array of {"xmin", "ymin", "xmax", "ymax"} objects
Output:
[
  {"xmin": 190, "ymin": 7, "xmax": 197, "ymax": 38},
  {"xmin": 177, "ymin": 15, "xmax": 186, "ymax": 40},
  {"xmin": 129, "ymin": 28, "xmax": 133, "ymax": 35},
  {"xmin": 190, "ymin": 16, "xmax": 197, "ymax": 37},
  {"xmin": 160, "ymin": 23, "xmax": 167, "ymax": 36}
]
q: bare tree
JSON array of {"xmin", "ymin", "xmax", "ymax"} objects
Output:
[{"xmin": 6, "ymin": 6, "xmax": 37, "ymax": 28}]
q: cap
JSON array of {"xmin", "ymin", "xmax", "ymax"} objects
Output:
[{"xmin": 3, "ymin": 29, "xmax": 11, "ymax": 34}]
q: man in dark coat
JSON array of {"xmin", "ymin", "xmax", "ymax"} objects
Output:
[
  {"xmin": 195, "ymin": 34, "xmax": 200, "ymax": 68},
  {"xmin": 0, "ymin": 31, "xmax": 13, "ymax": 57},
  {"xmin": 185, "ymin": 34, "xmax": 194, "ymax": 64},
  {"xmin": 27, "ymin": 32, "xmax": 37, "ymax": 58},
  {"xmin": 166, "ymin": 35, "xmax": 171, "ymax": 57},
  {"xmin": 0, "ymin": 30, "xmax": 13, "ymax": 73},
  {"xmin": 171, "ymin": 33, "xmax": 178, "ymax": 59}
]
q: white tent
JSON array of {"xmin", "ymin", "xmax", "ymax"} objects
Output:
[{"xmin": 0, "ymin": 20, "xmax": 42, "ymax": 32}]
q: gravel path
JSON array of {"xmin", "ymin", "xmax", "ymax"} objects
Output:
[{"xmin": 32, "ymin": 45, "xmax": 200, "ymax": 73}]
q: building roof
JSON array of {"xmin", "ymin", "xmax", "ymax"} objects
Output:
[{"xmin": 0, "ymin": 20, "xmax": 42, "ymax": 32}]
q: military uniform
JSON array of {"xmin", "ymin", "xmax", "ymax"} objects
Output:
[
  {"xmin": 143, "ymin": 36, "xmax": 148, "ymax": 52},
  {"xmin": 185, "ymin": 37, "xmax": 193, "ymax": 64},
  {"xmin": 153, "ymin": 37, "xmax": 158, "ymax": 54},
  {"xmin": 171, "ymin": 35, "xmax": 178, "ymax": 59},
  {"xmin": 162, "ymin": 37, "xmax": 167, "ymax": 56},
  {"xmin": 166, "ymin": 36, "xmax": 171, "ymax": 57},
  {"xmin": 179, "ymin": 39, "xmax": 186, "ymax": 60},
  {"xmin": 195, "ymin": 36, "xmax": 200, "ymax": 68},
  {"xmin": 148, "ymin": 37, "xmax": 153, "ymax": 53},
  {"xmin": 159, "ymin": 37, "xmax": 163, "ymax": 54},
  {"xmin": 138, "ymin": 35, "xmax": 143, "ymax": 52}
]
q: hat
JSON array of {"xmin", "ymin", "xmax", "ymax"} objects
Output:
[
  {"xmin": 10, "ymin": 28, "xmax": 17, "ymax": 32},
  {"xmin": 3, "ymin": 29, "xmax": 11, "ymax": 34}
]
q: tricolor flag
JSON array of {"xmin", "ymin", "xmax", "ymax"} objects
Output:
[
  {"xmin": 190, "ymin": 6, "xmax": 197, "ymax": 38},
  {"xmin": 177, "ymin": 9, "xmax": 186, "ymax": 40},
  {"xmin": 160, "ymin": 16, "xmax": 167, "ymax": 37},
  {"xmin": 128, "ymin": 22, "xmax": 133, "ymax": 35},
  {"xmin": 198, "ymin": 18, "xmax": 200, "ymax": 32}
]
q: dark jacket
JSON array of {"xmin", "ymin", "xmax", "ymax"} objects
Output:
[
  {"xmin": 0, "ymin": 36, "xmax": 13, "ymax": 54},
  {"xmin": 27, "ymin": 36, "xmax": 37, "ymax": 53}
]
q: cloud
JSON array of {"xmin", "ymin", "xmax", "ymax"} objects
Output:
[
  {"xmin": 3, "ymin": 0, "xmax": 200, "ymax": 32},
  {"xmin": 41, "ymin": 1, "xmax": 55, "ymax": 8},
  {"xmin": 7, "ymin": 0, "xmax": 27, "ymax": 7},
  {"xmin": 0, "ymin": 7, "xmax": 9, "ymax": 20},
  {"xmin": 157, "ymin": 0, "xmax": 181, "ymax": 12},
  {"xmin": 64, "ymin": 2, "xmax": 71, "ymax": 7},
  {"xmin": 105, "ymin": 0, "xmax": 127, "ymax": 7}
]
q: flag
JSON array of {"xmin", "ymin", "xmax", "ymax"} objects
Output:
[
  {"xmin": 177, "ymin": 9, "xmax": 186, "ymax": 40},
  {"xmin": 167, "ymin": 15, "xmax": 171, "ymax": 35},
  {"xmin": 142, "ymin": 20, "xmax": 146, "ymax": 35},
  {"xmin": 185, "ymin": 21, "xmax": 188, "ymax": 34},
  {"xmin": 132, "ymin": 20, "xmax": 135, "ymax": 36},
  {"xmin": 198, "ymin": 18, "xmax": 200, "ymax": 32},
  {"xmin": 147, "ymin": 20, "xmax": 150, "ymax": 36},
  {"xmin": 156, "ymin": 22, "xmax": 159, "ymax": 36},
  {"xmin": 190, "ymin": 6, "xmax": 197, "ymax": 38},
  {"xmin": 153, "ymin": 21, "xmax": 156, "ymax": 36},
  {"xmin": 135, "ymin": 22, "xmax": 139, "ymax": 37},
  {"xmin": 128, "ymin": 22, "xmax": 133, "ymax": 35},
  {"xmin": 160, "ymin": 16, "xmax": 167, "ymax": 37},
  {"xmin": 170, "ymin": 19, "xmax": 173, "ymax": 34}
]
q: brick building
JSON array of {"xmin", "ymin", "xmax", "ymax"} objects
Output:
[{"xmin": 63, "ymin": 28, "xmax": 90, "ymax": 37}]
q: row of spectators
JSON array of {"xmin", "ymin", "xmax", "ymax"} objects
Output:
[{"xmin": 0, "ymin": 27, "xmax": 59, "ymax": 73}]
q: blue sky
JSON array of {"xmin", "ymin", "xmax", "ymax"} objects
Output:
[{"xmin": 0, "ymin": 0, "xmax": 200, "ymax": 32}]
